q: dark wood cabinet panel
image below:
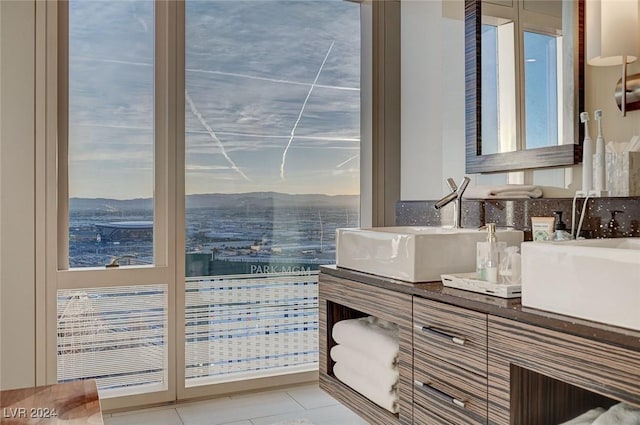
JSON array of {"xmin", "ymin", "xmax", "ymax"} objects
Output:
[
  {"xmin": 509, "ymin": 366, "xmax": 617, "ymax": 425},
  {"xmin": 488, "ymin": 315, "xmax": 640, "ymax": 425}
]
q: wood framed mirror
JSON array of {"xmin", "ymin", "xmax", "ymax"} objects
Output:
[{"xmin": 465, "ymin": 0, "xmax": 584, "ymax": 173}]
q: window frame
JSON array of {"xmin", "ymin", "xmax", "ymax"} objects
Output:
[
  {"xmin": 44, "ymin": 0, "xmax": 179, "ymax": 410},
  {"xmin": 39, "ymin": 0, "xmax": 393, "ymax": 410}
]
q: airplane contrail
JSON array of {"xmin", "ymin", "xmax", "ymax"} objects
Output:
[
  {"xmin": 185, "ymin": 90, "xmax": 251, "ymax": 182},
  {"xmin": 280, "ymin": 40, "xmax": 335, "ymax": 180},
  {"xmin": 186, "ymin": 67, "xmax": 358, "ymax": 92},
  {"xmin": 71, "ymin": 56, "xmax": 152, "ymax": 68},
  {"xmin": 70, "ymin": 56, "xmax": 358, "ymax": 91},
  {"xmin": 336, "ymin": 154, "xmax": 360, "ymax": 168},
  {"xmin": 75, "ymin": 123, "xmax": 359, "ymax": 143}
]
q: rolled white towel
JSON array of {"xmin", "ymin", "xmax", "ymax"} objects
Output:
[
  {"xmin": 462, "ymin": 184, "xmax": 543, "ymax": 199},
  {"xmin": 332, "ymin": 316, "xmax": 399, "ymax": 367},
  {"xmin": 559, "ymin": 407, "xmax": 606, "ymax": 425},
  {"xmin": 330, "ymin": 344, "xmax": 399, "ymax": 389},
  {"xmin": 333, "ymin": 362, "xmax": 399, "ymax": 414},
  {"xmin": 592, "ymin": 403, "xmax": 640, "ymax": 425}
]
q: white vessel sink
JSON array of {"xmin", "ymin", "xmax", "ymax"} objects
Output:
[
  {"xmin": 522, "ymin": 238, "xmax": 640, "ymax": 331},
  {"xmin": 336, "ymin": 226, "xmax": 523, "ymax": 282}
]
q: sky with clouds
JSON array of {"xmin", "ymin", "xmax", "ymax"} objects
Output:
[{"xmin": 68, "ymin": 0, "xmax": 360, "ymax": 200}]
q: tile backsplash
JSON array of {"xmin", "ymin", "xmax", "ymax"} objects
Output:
[{"xmin": 397, "ymin": 197, "xmax": 640, "ymax": 240}]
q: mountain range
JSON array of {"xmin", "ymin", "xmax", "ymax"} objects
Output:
[{"xmin": 70, "ymin": 192, "xmax": 359, "ymax": 212}]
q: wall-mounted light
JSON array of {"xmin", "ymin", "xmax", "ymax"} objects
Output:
[{"xmin": 587, "ymin": 0, "xmax": 640, "ymax": 116}]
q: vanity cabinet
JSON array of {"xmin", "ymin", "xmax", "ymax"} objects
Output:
[{"xmin": 318, "ymin": 268, "xmax": 640, "ymax": 425}]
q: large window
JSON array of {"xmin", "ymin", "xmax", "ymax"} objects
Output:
[
  {"xmin": 184, "ymin": 0, "xmax": 360, "ymax": 386},
  {"xmin": 67, "ymin": 0, "xmax": 155, "ymax": 268},
  {"xmin": 53, "ymin": 0, "xmax": 361, "ymax": 406}
]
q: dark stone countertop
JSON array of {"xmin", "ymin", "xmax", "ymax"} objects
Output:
[{"xmin": 320, "ymin": 265, "xmax": 640, "ymax": 352}]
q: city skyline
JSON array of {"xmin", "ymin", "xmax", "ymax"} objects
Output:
[{"xmin": 68, "ymin": 0, "xmax": 360, "ymax": 200}]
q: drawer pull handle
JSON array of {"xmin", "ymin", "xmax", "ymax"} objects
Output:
[
  {"xmin": 415, "ymin": 324, "xmax": 466, "ymax": 346},
  {"xmin": 414, "ymin": 380, "xmax": 467, "ymax": 409}
]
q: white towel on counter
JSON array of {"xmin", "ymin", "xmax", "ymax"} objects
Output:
[
  {"xmin": 462, "ymin": 184, "xmax": 543, "ymax": 199},
  {"xmin": 559, "ymin": 407, "xmax": 606, "ymax": 425},
  {"xmin": 592, "ymin": 403, "xmax": 640, "ymax": 425},
  {"xmin": 332, "ymin": 316, "xmax": 399, "ymax": 367},
  {"xmin": 333, "ymin": 362, "xmax": 399, "ymax": 414},
  {"xmin": 330, "ymin": 344, "xmax": 399, "ymax": 389}
]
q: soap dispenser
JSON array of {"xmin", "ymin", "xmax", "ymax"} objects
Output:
[
  {"xmin": 477, "ymin": 223, "xmax": 500, "ymax": 283},
  {"xmin": 553, "ymin": 211, "xmax": 572, "ymax": 241}
]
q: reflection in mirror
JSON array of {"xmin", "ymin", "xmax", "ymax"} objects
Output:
[
  {"xmin": 481, "ymin": 0, "xmax": 564, "ymax": 154},
  {"xmin": 481, "ymin": 16, "xmax": 516, "ymax": 154},
  {"xmin": 465, "ymin": 0, "xmax": 583, "ymax": 173},
  {"xmin": 525, "ymin": 30, "xmax": 560, "ymax": 149}
]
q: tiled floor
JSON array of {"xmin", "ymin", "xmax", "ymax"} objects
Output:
[{"xmin": 103, "ymin": 384, "xmax": 369, "ymax": 425}]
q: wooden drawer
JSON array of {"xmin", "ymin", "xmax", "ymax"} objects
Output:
[
  {"xmin": 413, "ymin": 296, "xmax": 488, "ymax": 376},
  {"xmin": 414, "ymin": 350, "xmax": 488, "ymax": 425},
  {"xmin": 413, "ymin": 401, "xmax": 453, "ymax": 425}
]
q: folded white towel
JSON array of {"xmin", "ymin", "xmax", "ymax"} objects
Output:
[
  {"xmin": 332, "ymin": 316, "xmax": 399, "ymax": 367},
  {"xmin": 330, "ymin": 344, "xmax": 399, "ymax": 389},
  {"xmin": 592, "ymin": 403, "xmax": 640, "ymax": 425},
  {"xmin": 463, "ymin": 184, "xmax": 543, "ymax": 199},
  {"xmin": 463, "ymin": 184, "xmax": 575, "ymax": 199},
  {"xmin": 559, "ymin": 407, "xmax": 606, "ymax": 425},
  {"xmin": 333, "ymin": 362, "xmax": 399, "ymax": 414}
]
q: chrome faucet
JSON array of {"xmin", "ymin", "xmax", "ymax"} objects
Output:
[{"xmin": 434, "ymin": 176, "xmax": 471, "ymax": 228}]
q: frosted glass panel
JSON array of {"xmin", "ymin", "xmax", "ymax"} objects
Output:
[
  {"xmin": 57, "ymin": 284, "xmax": 168, "ymax": 397},
  {"xmin": 185, "ymin": 273, "xmax": 318, "ymax": 386}
]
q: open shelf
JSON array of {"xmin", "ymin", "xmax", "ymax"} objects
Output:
[
  {"xmin": 320, "ymin": 372, "xmax": 400, "ymax": 425},
  {"xmin": 510, "ymin": 365, "xmax": 619, "ymax": 425},
  {"xmin": 323, "ymin": 301, "xmax": 369, "ymax": 378},
  {"xmin": 321, "ymin": 300, "xmax": 401, "ymax": 424}
]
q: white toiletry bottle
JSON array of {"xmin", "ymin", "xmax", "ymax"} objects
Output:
[
  {"xmin": 594, "ymin": 109, "xmax": 606, "ymax": 194},
  {"xmin": 580, "ymin": 112, "xmax": 593, "ymax": 193},
  {"xmin": 477, "ymin": 223, "xmax": 500, "ymax": 283},
  {"xmin": 498, "ymin": 246, "xmax": 521, "ymax": 284}
]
